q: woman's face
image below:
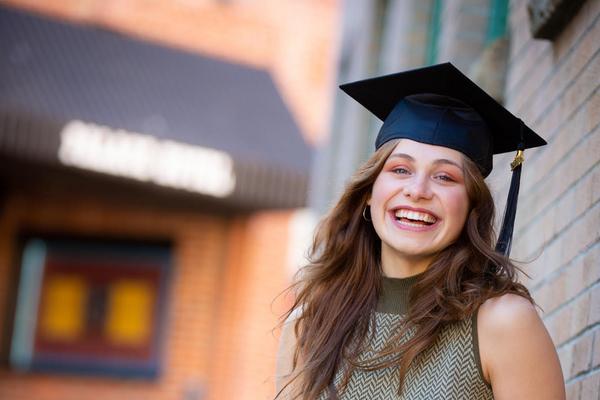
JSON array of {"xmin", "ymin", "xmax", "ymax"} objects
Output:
[{"xmin": 368, "ymin": 139, "xmax": 470, "ymax": 262}]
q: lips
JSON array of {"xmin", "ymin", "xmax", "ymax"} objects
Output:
[{"xmin": 391, "ymin": 207, "xmax": 439, "ymax": 229}]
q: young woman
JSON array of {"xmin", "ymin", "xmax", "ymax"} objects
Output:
[{"xmin": 275, "ymin": 63, "xmax": 565, "ymax": 400}]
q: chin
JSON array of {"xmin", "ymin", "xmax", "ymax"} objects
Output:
[{"xmin": 384, "ymin": 241, "xmax": 440, "ymax": 259}]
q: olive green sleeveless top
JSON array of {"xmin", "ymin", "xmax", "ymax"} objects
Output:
[{"xmin": 320, "ymin": 275, "xmax": 494, "ymax": 399}]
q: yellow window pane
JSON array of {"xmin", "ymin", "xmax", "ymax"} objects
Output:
[
  {"xmin": 39, "ymin": 275, "xmax": 87, "ymax": 341},
  {"xmin": 105, "ymin": 279, "xmax": 154, "ymax": 346}
]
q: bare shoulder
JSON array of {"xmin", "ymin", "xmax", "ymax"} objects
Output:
[
  {"xmin": 478, "ymin": 292, "xmax": 548, "ymax": 361},
  {"xmin": 477, "ymin": 293, "xmax": 566, "ymax": 400},
  {"xmin": 478, "ymin": 293, "xmax": 539, "ymax": 332}
]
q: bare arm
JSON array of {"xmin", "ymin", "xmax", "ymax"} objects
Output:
[{"xmin": 478, "ymin": 293, "xmax": 566, "ymax": 400}]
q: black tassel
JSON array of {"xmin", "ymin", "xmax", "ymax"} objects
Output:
[
  {"xmin": 496, "ymin": 120, "xmax": 527, "ymax": 256},
  {"xmin": 495, "ymin": 158, "xmax": 522, "ymax": 255},
  {"xmin": 495, "ymin": 118, "xmax": 527, "ymax": 257}
]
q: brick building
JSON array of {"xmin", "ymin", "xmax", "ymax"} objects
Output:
[
  {"xmin": 505, "ymin": 1, "xmax": 600, "ymax": 397},
  {"xmin": 312, "ymin": 0, "xmax": 599, "ymax": 398},
  {"xmin": 0, "ymin": 2, "xmax": 339, "ymax": 400}
]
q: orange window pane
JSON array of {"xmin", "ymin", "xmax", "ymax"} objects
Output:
[
  {"xmin": 105, "ymin": 279, "xmax": 154, "ymax": 346},
  {"xmin": 39, "ymin": 275, "xmax": 87, "ymax": 341}
]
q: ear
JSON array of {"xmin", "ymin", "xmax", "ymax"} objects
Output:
[{"xmin": 366, "ymin": 196, "xmax": 371, "ymax": 206}]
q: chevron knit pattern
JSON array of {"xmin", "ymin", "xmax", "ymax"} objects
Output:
[{"xmin": 319, "ymin": 312, "xmax": 494, "ymax": 399}]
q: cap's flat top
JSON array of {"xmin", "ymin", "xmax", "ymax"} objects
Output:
[{"xmin": 340, "ymin": 62, "xmax": 546, "ymax": 155}]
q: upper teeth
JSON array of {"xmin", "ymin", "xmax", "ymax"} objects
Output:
[{"xmin": 394, "ymin": 209, "xmax": 437, "ymax": 223}]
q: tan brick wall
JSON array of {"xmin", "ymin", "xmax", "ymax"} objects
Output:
[
  {"xmin": 0, "ymin": 0, "xmax": 339, "ymax": 145},
  {"xmin": 0, "ymin": 190, "xmax": 294, "ymax": 400},
  {"xmin": 504, "ymin": 0, "xmax": 600, "ymax": 397},
  {"xmin": 438, "ymin": 0, "xmax": 489, "ymax": 72}
]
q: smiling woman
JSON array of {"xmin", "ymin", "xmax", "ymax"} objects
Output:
[{"xmin": 274, "ymin": 63, "xmax": 565, "ymax": 400}]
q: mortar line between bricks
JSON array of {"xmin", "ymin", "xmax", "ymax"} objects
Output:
[
  {"xmin": 542, "ymin": 280, "xmax": 600, "ymax": 326},
  {"xmin": 529, "ymin": 240, "xmax": 600, "ymax": 294},
  {"xmin": 565, "ymin": 362, "xmax": 600, "ymax": 385},
  {"xmin": 516, "ymin": 164, "xmax": 600, "ymax": 258},
  {"xmin": 496, "ymin": 86, "xmax": 600, "ymax": 197},
  {"xmin": 528, "ymin": 239, "xmax": 600, "ymax": 299},
  {"xmin": 514, "ymin": 184, "xmax": 600, "ymax": 250},
  {"xmin": 517, "ymin": 166, "xmax": 600, "ymax": 248},
  {"xmin": 515, "ymin": 127, "xmax": 600, "ymax": 237},
  {"xmin": 542, "ymin": 281, "xmax": 600, "ymax": 329},
  {"xmin": 556, "ymin": 321, "xmax": 600, "ymax": 353},
  {"xmin": 528, "ymin": 46, "xmax": 600, "ymax": 128},
  {"xmin": 507, "ymin": 44, "xmax": 550, "ymax": 96},
  {"xmin": 509, "ymin": 9, "xmax": 600, "ymax": 101},
  {"xmin": 509, "ymin": 26, "xmax": 538, "ymax": 68}
]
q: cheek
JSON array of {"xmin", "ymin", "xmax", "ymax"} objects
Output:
[
  {"xmin": 369, "ymin": 177, "xmax": 389, "ymax": 206},
  {"xmin": 444, "ymin": 190, "xmax": 470, "ymax": 224}
]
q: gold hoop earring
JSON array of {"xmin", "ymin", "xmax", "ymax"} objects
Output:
[{"xmin": 362, "ymin": 206, "xmax": 371, "ymax": 222}]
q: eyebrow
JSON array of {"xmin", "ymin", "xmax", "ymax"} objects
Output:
[{"xmin": 387, "ymin": 153, "xmax": 463, "ymax": 169}]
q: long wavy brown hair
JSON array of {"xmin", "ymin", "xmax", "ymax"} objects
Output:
[{"xmin": 277, "ymin": 139, "xmax": 533, "ymax": 400}]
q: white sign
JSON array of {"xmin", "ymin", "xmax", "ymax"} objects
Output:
[{"xmin": 58, "ymin": 120, "xmax": 236, "ymax": 198}]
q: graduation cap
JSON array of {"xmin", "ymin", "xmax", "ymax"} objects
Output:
[{"xmin": 339, "ymin": 62, "xmax": 547, "ymax": 256}]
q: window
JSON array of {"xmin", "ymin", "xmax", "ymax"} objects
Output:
[{"xmin": 10, "ymin": 236, "xmax": 171, "ymax": 378}]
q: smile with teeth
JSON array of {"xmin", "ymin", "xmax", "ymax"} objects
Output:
[{"xmin": 394, "ymin": 209, "xmax": 437, "ymax": 227}]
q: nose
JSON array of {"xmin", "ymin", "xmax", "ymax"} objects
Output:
[{"xmin": 403, "ymin": 173, "xmax": 433, "ymax": 201}]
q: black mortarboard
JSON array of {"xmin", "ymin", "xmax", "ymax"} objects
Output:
[{"xmin": 339, "ymin": 62, "xmax": 547, "ymax": 256}]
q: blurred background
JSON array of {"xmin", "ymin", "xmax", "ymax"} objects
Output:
[{"xmin": 0, "ymin": 0, "xmax": 598, "ymax": 399}]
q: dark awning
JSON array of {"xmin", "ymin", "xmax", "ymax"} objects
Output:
[{"xmin": 0, "ymin": 6, "xmax": 311, "ymax": 210}]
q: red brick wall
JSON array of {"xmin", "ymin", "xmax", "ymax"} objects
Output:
[
  {"xmin": 210, "ymin": 212, "xmax": 294, "ymax": 400},
  {"xmin": 503, "ymin": 0, "xmax": 600, "ymax": 397},
  {"xmin": 0, "ymin": 190, "xmax": 293, "ymax": 400}
]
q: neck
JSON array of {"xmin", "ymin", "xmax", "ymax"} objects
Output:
[{"xmin": 380, "ymin": 242, "xmax": 434, "ymax": 278}]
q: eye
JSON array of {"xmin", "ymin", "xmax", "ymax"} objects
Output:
[
  {"xmin": 434, "ymin": 173, "xmax": 455, "ymax": 182},
  {"xmin": 392, "ymin": 167, "xmax": 410, "ymax": 175}
]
